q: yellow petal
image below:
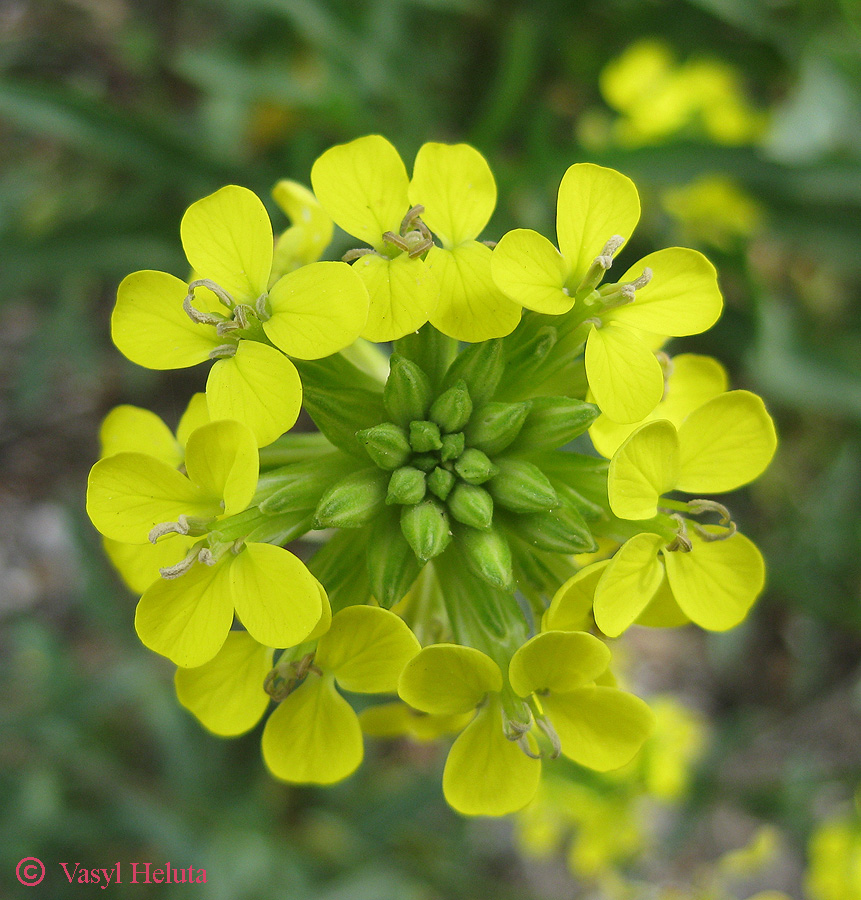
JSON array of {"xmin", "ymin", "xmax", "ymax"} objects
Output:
[
  {"xmin": 358, "ymin": 701, "xmax": 471, "ymax": 741},
  {"xmin": 316, "ymin": 606, "xmax": 420, "ymax": 694},
  {"xmin": 544, "ymin": 685, "xmax": 654, "ymax": 770},
  {"xmin": 262, "ymin": 673, "xmax": 363, "ymax": 783},
  {"xmin": 676, "ymin": 390, "xmax": 777, "ymax": 493},
  {"xmin": 398, "ymin": 644, "xmax": 502, "ymax": 715},
  {"xmin": 543, "ymin": 561, "xmax": 609, "ymax": 632},
  {"xmin": 605, "ymin": 247, "xmax": 722, "ymax": 336},
  {"xmin": 634, "ymin": 574, "xmax": 690, "ymax": 627},
  {"xmin": 99, "ymin": 405, "xmax": 181, "ymax": 467},
  {"xmin": 663, "ymin": 530, "xmax": 764, "ymax": 630},
  {"xmin": 589, "ymin": 352, "xmax": 727, "ymax": 458},
  {"xmin": 490, "ymin": 228, "xmax": 573, "ymax": 314},
  {"xmin": 271, "ymin": 179, "xmax": 333, "ymax": 270},
  {"xmin": 305, "ymin": 579, "xmax": 332, "ymax": 642},
  {"xmin": 608, "ymin": 420, "xmax": 680, "ymax": 520},
  {"xmin": 426, "ymin": 243, "xmax": 522, "ymax": 341},
  {"xmin": 174, "ymin": 631, "xmax": 273, "ymax": 736},
  {"xmin": 352, "ymin": 252, "xmax": 438, "ymax": 342},
  {"xmin": 509, "ymin": 631, "xmax": 610, "ymax": 697},
  {"xmin": 408, "ymin": 142, "xmax": 496, "ymax": 247},
  {"xmin": 206, "ymin": 341, "xmax": 302, "ymax": 448},
  {"xmin": 593, "ymin": 533, "xmax": 666, "ymax": 637},
  {"xmin": 184, "ymin": 420, "xmax": 259, "ymax": 516},
  {"xmin": 180, "ymin": 185, "xmax": 273, "ymax": 304},
  {"xmin": 112, "ymin": 270, "xmax": 220, "ymax": 369},
  {"xmin": 442, "ymin": 699, "xmax": 541, "ymax": 816},
  {"xmin": 585, "ymin": 323, "xmax": 664, "ymax": 424},
  {"xmin": 555, "ymin": 163, "xmax": 640, "ymax": 284},
  {"xmin": 264, "ymin": 261, "xmax": 369, "ymax": 359},
  {"xmin": 228, "ymin": 543, "xmax": 322, "ymax": 649},
  {"xmin": 135, "ymin": 558, "xmax": 234, "ymax": 667},
  {"xmin": 104, "ymin": 534, "xmax": 196, "ymax": 594},
  {"xmin": 86, "ymin": 453, "xmax": 214, "ymax": 543},
  {"xmin": 175, "ymin": 393, "xmax": 211, "ymax": 449},
  {"xmin": 310, "ymin": 135, "xmax": 409, "ymax": 249}
]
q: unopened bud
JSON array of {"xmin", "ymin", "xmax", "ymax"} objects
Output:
[
  {"xmin": 440, "ymin": 431, "xmax": 465, "ymax": 462},
  {"xmin": 384, "ymin": 355, "xmax": 432, "ymax": 427},
  {"xmin": 427, "ymin": 467, "xmax": 456, "ymax": 501},
  {"xmin": 459, "ymin": 524, "xmax": 513, "ymax": 589},
  {"xmin": 441, "ymin": 339, "xmax": 503, "ymax": 407},
  {"xmin": 367, "ymin": 512, "xmax": 422, "ymax": 608},
  {"xmin": 409, "ymin": 419, "xmax": 443, "ymax": 453},
  {"xmin": 357, "ymin": 422, "xmax": 412, "ymax": 470},
  {"xmin": 464, "ymin": 401, "xmax": 530, "ymax": 456},
  {"xmin": 400, "ymin": 499, "xmax": 451, "ymax": 562},
  {"xmin": 509, "ymin": 396, "xmax": 600, "ymax": 452},
  {"xmin": 454, "ymin": 448, "xmax": 498, "ymax": 484},
  {"xmin": 448, "ymin": 482, "xmax": 494, "ymax": 530},
  {"xmin": 314, "ymin": 468, "xmax": 388, "ymax": 528},
  {"xmin": 514, "ymin": 504, "xmax": 597, "ymax": 553},
  {"xmin": 386, "ymin": 466, "xmax": 427, "ymax": 506},
  {"xmin": 429, "ymin": 380, "xmax": 473, "ymax": 433},
  {"xmin": 488, "ymin": 458, "xmax": 558, "ymax": 513}
]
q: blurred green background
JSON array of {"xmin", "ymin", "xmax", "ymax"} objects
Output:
[{"xmin": 2, "ymin": 0, "xmax": 860, "ymax": 897}]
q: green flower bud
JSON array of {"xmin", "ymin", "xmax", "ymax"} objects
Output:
[
  {"xmin": 357, "ymin": 422, "xmax": 412, "ymax": 470},
  {"xmin": 258, "ymin": 456, "xmax": 358, "ymax": 514},
  {"xmin": 394, "ymin": 323, "xmax": 457, "ymax": 392},
  {"xmin": 508, "ymin": 397, "xmax": 600, "ymax": 453},
  {"xmin": 314, "ymin": 468, "xmax": 388, "ymax": 528},
  {"xmin": 464, "ymin": 401, "xmax": 530, "ymax": 456},
  {"xmin": 384, "ymin": 355, "xmax": 432, "ymax": 427},
  {"xmin": 506, "ymin": 503, "xmax": 597, "ymax": 554},
  {"xmin": 448, "ymin": 482, "xmax": 494, "ymax": 530},
  {"xmin": 429, "ymin": 380, "xmax": 473, "ymax": 433},
  {"xmin": 442, "ymin": 339, "xmax": 503, "ymax": 407},
  {"xmin": 440, "ymin": 432, "xmax": 465, "ymax": 462},
  {"xmin": 401, "ymin": 499, "xmax": 451, "ymax": 562},
  {"xmin": 427, "ymin": 466, "xmax": 456, "ymax": 501},
  {"xmin": 459, "ymin": 524, "xmax": 513, "ymax": 590},
  {"xmin": 411, "ymin": 454, "xmax": 438, "ymax": 472},
  {"xmin": 300, "ymin": 383, "xmax": 386, "ymax": 459},
  {"xmin": 367, "ymin": 510, "xmax": 421, "ymax": 608},
  {"xmin": 409, "ymin": 420, "xmax": 443, "ymax": 453},
  {"xmin": 488, "ymin": 458, "xmax": 558, "ymax": 513},
  {"xmin": 386, "ymin": 466, "xmax": 427, "ymax": 505},
  {"xmin": 496, "ymin": 325, "xmax": 558, "ymax": 397},
  {"xmin": 454, "ymin": 448, "xmax": 499, "ymax": 484}
]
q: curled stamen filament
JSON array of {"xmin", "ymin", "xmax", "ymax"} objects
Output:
[{"xmin": 187, "ymin": 278, "xmax": 236, "ymax": 311}]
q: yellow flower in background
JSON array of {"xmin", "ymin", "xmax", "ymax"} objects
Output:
[
  {"xmin": 112, "ymin": 184, "xmax": 369, "ymax": 446},
  {"xmin": 806, "ymin": 808, "xmax": 861, "ymax": 900},
  {"xmin": 662, "ymin": 175, "xmax": 764, "ymax": 251},
  {"xmin": 311, "ymin": 135, "xmax": 521, "ymax": 342},
  {"xmin": 270, "ymin": 179, "xmax": 334, "ymax": 278}
]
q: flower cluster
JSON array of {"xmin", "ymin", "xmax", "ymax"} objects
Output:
[{"xmin": 87, "ymin": 135, "xmax": 776, "ymax": 816}]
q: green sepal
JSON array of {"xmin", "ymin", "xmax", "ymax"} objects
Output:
[
  {"xmin": 534, "ymin": 451, "xmax": 610, "ymax": 511},
  {"xmin": 366, "ymin": 509, "xmax": 422, "ymax": 608},
  {"xmin": 488, "ymin": 458, "xmax": 558, "ymax": 513},
  {"xmin": 383, "ymin": 354, "xmax": 433, "ymax": 427},
  {"xmin": 357, "ymin": 422, "xmax": 412, "ymax": 470},
  {"xmin": 454, "ymin": 448, "xmax": 499, "ymax": 484},
  {"xmin": 441, "ymin": 339, "xmax": 503, "ymax": 408},
  {"xmin": 440, "ymin": 432, "xmax": 465, "ymax": 462},
  {"xmin": 464, "ymin": 401, "xmax": 530, "ymax": 456},
  {"xmin": 300, "ymin": 383, "xmax": 386, "ymax": 459},
  {"xmin": 501, "ymin": 503, "xmax": 597, "ymax": 554},
  {"xmin": 429, "ymin": 380, "xmax": 473, "ymax": 433},
  {"xmin": 508, "ymin": 397, "xmax": 600, "ymax": 454},
  {"xmin": 458, "ymin": 524, "xmax": 513, "ymax": 590},
  {"xmin": 314, "ymin": 467, "xmax": 388, "ymax": 528},
  {"xmin": 393, "ymin": 323, "xmax": 458, "ymax": 393},
  {"xmin": 496, "ymin": 322, "xmax": 558, "ymax": 400},
  {"xmin": 401, "ymin": 499, "xmax": 452, "ymax": 562},
  {"xmin": 447, "ymin": 482, "xmax": 494, "ymax": 530},
  {"xmin": 257, "ymin": 454, "xmax": 360, "ymax": 514},
  {"xmin": 553, "ymin": 479, "xmax": 605, "ymax": 520},
  {"xmin": 409, "ymin": 420, "xmax": 443, "ymax": 452},
  {"xmin": 386, "ymin": 466, "xmax": 427, "ymax": 505},
  {"xmin": 307, "ymin": 528, "xmax": 371, "ymax": 613},
  {"xmin": 427, "ymin": 467, "xmax": 456, "ymax": 501}
]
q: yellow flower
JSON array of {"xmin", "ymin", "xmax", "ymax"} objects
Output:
[
  {"xmin": 491, "ymin": 163, "xmax": 723, "ymax": 422},
  {"xmin": 311, "ymin": 135, "xmax": 521, "ymax": 342}
]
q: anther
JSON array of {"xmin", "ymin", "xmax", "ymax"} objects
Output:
[
  {"xmin": 517, "ymin": 734, "xmax": 542, "ymax": 760},
  {"xmin": 208, "ymin": 343, "xmax": 238, "ymax": 360},
  {"xmin": 183, "ymin": 294, "xmax": 223, "ymax": 326},
  {"xmin": 255, "ymin": 294, "xmax": 272, "ymax": 321},
  {"xmin": 687, "ymin": 499, "xmax": 737, "ymax": 541},
  {"xmin": 159, "ymin": 548, "xmax": 199, "ymax": 580},
  {"xmin": 399, "ymin": 204, "xmax": 425, "ymax": 234},
  {"xmin": 342, "ymin": 248, "xmax": 377, "ymax": 262},
  {"xmin": 149, "ymin": 517, "xmax": 190, "ymax": 544},
  {"xmin": 535, "ymin": 714, "xmax": 562, "ymax": 760},
  {"xmin": 187, "ymin": 278, "xmax": 235, "ymax": 311},
  {"xmin": 575, "ymin": 234, "xmax": 626, "ymax": 296},
  {"xmin": 666, "ymin": 513, "xmax": 693, "ymax": 553},
  {"xmin": 197, "ymin": 548, "xmax": 217, "ymax": 566}
]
